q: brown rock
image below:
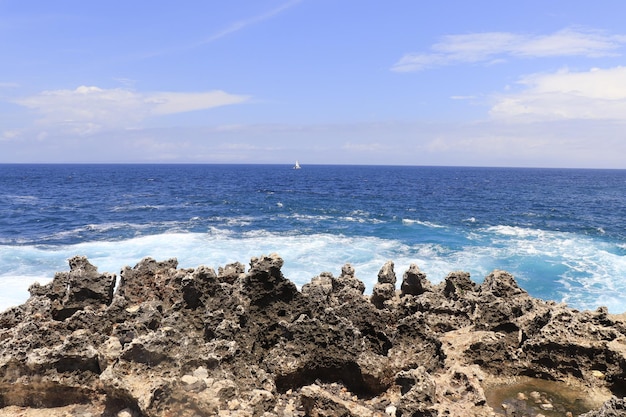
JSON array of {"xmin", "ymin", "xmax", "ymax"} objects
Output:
[{"xmin": 0, "ymin": 255, "xmax": 623, "ymax": 417}]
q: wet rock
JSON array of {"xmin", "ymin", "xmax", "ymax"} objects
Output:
[
  {"xmin": 29, "ymin": 255, "xmax": 116, "ymax": 321},
  {"xmin": 443, "ymin": 271, "xmax": 477, "ymax": 300},
  {"xmin": 218, "ymin": 261, "xmax": 245, "ymax": 284},
  {"xmin": 579, "ymin": 396, "xmax": 626, "ymax": 416},
  {"xmin": 371, "ymin": 261, "xmax": 397, "ymax": 308},
  {"xmin": 245, "ymin": 253, "xmax": 299, "ymax": 308},
  {"xmin": 400, "ymin": 263, "xmax": 432, "ymax": 296},
  {"xmin": 301, "ymin": 273, "xmax": 334, "ymax": 301},
  {"xmin": 371, "ymin": 282, "xmax": 395, "ymax": 309},
  {"xmin": 337, "ymin": 263, "xmax": 366, "ymax": 294}
]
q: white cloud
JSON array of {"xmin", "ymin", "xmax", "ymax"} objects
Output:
[
  {"xmin": 514, "ymin": 28, "xmax": 625, "ymax": 57},
  {"xmin": 2, "ymin": 117, "xmax": 626, "ymax": 167},
  {"xmin": 199, "ymin": 0, "xmax": 302, "ymax": 46},
  {"xmin": 490, "ymin": 66, "xmax": 626, "ymax": 121},
  {"xmin": 147, "ymin": 91, "xmax": 249, "ymax": 115},
  {"xmin": 410, "ymin": 118, "xmax": 626, "ymax": 168},
  {"xmin": 1, "ymin": 129, "xmax": 21, "ymax": 140},
  {"xmin": 392, "ymin": 28, "xmax": 626, "ymax": 72},
  {"xmin": 144, "ymin": 0, "xmax": 303, "ymax": 58},
  {"xmin": 14, "ymin": 86, "xmax": 250, "ymax": 135}
]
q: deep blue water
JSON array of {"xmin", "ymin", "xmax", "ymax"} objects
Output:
[{"xmin": 1, "ymin": 164, "xmax": 625, "ymax": 312}]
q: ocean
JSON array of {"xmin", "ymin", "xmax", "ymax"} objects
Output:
[{"xmin": 1, "ymin": 164, "xmax": 625, "ymax": 313}]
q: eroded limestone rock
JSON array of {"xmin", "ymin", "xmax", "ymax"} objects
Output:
[{"xmin": 0, "ymin": 255, "xmax": 624, "ymax": 416}]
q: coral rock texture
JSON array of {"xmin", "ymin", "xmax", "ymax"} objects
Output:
[{"xmin": 0, "ymin": 254, "xmax": 625, "ymax": 416}]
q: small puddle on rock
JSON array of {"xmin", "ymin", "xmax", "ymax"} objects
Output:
[{"xmin": 484, "ymin": 377, "xmax": 606, "ymax": 416}]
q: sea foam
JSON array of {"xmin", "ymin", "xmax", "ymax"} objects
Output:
[{"xmin": 1, "ymin": 226, "xmax": 625, "ymax": 313}]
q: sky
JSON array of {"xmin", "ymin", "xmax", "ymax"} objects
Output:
[{"xmin": 2, "ymin": 1, "xmax": 626, "ymax": 168}]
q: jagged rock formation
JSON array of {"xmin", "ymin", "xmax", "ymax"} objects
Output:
[{"xmin": 0, "ymin": 255, "xmax": 625, "ymax": 416}]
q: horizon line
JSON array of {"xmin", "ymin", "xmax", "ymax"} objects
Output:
[{"xmin": 1, "ymin": 162, "xmax": 624, "ymax": 171}]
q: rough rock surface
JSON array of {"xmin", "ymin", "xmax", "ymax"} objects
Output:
[{"xmin": 0, "ymin": 255, "xmax": 625, "ymax": 416}]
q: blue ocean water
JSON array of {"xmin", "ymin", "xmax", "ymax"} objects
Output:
[{"xmin": 1, "ymin": 164, "xmax": 625, "ymax": 313}]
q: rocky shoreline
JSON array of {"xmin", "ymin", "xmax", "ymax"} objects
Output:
[{"xmin": 0, "ymin": 254, "xmax": 625, "ymax": 416}]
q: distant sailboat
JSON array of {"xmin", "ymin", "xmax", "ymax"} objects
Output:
[{"xmin": 293, "ymin": 160, "xmax": 301, "ymax": 170}]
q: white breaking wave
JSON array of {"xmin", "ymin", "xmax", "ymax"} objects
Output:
[
  {"xmin": 485, "ymin": 225, "xmax": 548, "ymax": 239},
  {"xmin": 0, "ymin": 231, "xmax": 467, "ymax": 312},
  {"xmin": 2, "ymin": 194, "xmax": 40, "ymax": 204},
  {"xmin": 481, "ymin": 225, "xmax": 626, "ymax": 312},
  {"xmin": 1, "ymin": 226, "xmax": 625, "ymax": 313},
  {"xmin": 402, "ymin": 218, "xmax": 446, "ymax": 228}
]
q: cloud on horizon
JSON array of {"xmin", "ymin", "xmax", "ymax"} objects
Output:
[
  {"xmin": 392, "ymin": 27, "xmax": 626, "ymax": 72},
  {"xmin": 2, "ymin": 116, "xmax": 626, "ymax": 168},
  {"xmin": 13, "ymin": 86, "xmax": 251, "ymax": 135}
]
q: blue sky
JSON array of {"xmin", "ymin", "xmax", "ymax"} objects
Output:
[{"xmin": 2, "ymin": 0, "xmax": 626, "ymax": 167}]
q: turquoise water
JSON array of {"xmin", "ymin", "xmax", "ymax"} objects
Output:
[{"xmin": 1, "ymin": 164, "xmax": 625, "ymax": 312}]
